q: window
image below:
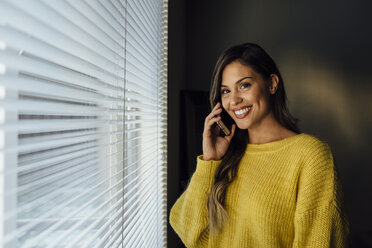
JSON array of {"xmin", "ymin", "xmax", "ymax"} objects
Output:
[{"xmin": 0, "ymin": 0, "xmax": 167, "ymax": 247}]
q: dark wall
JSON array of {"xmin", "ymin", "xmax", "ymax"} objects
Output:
[
  {"xmin": 169, "ymin": 0, "xmax": 372, "ymax": 247},
  {"xmin": 168, "ymin": 0, "xmax": 186, "ymax": 246},
  {"xmin": 185, "ymin": 0, "xmax": 372, "ymax": 92}
]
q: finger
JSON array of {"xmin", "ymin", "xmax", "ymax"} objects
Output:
[
  {"xmin": 207, "ymin": 115, "xmax": 221, "ymax": 128},
  {"xmin": 205, "ymin": 107, "xmax": 222, "ymax": 122},
  {"xmin": 212, "ymin": 123, "xmax": 220, "ymax": 136},
  {"xmin": 209, "ymin": 103, "xmax": 222, "ymax": 116},
  {"xmin": 204, "ymin": 116, "xmax": 221, "ymax": 134},
  {"xmin": 213, "ymin": 102, "xmax": 220, "ymax": 110}
]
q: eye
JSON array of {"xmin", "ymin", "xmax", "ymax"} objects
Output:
[
  {"xmin": 241, "ymin": 83, "xmax": 251, "ymax": 89},
  {"xmin": 221, "ymin": 89, "xmax": 230, "ymax": 94}
]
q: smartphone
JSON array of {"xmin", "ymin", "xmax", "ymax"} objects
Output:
[
  {"xmin": 216, "ymin": 119, "xmax": 231, "ymax": 136},
  {"xmin": 213, "ymin": 106, "xmax": 233, "ymax": 137}
]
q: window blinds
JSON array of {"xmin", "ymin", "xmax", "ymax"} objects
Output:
[{"xmin": 0, "ymin": 0, "xmax": 168, "ymax": 247}]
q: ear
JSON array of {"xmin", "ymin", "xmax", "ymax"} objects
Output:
[{"xmin": 268, "ymin": 74, "xmax": 279, "ymax": 95}]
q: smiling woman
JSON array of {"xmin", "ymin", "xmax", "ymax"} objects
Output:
[
  {"xmin": 220, "ymin": 62, "xmax": 277, "ymax": 131},
  {"xmin": 169, "ymin": 43, "xmax": 351, "ymax": 247}
]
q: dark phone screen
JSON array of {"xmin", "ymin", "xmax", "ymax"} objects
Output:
[{"xmin": 218, "ymin": 109, "xmax": 234, "ymax": 137}]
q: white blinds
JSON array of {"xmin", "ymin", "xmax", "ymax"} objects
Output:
[{"xmin": 0, "ymin": 0, "xmax": 168, "ymax": 247}]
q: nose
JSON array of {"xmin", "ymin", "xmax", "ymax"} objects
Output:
[{"xmin": 230, "ymin": 90, "xmax": 242, "ymax": 106}]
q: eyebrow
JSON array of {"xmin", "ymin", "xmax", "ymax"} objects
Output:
[{"xmin": 220, "ymin": 76, "xmax": 254, "ymax": 87}]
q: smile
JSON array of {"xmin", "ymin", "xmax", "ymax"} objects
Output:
[{"xmin": 234, "ymin": 106, "xmax": 252, "ymax": 119}]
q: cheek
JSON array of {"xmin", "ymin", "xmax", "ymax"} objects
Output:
[
  {"xmin": 221, "ymin": 99, "xmax": 228, "ymax": 110},
  {"xmin": 251, "ymin": 90, "xmax": 266, "ymax": 104},
  {"xmin": 257, "ymin": 90, "xmax": 270, "ymax": 106}
]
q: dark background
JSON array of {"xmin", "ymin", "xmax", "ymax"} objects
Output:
[{"xmin": 168, "ymin": 0, "xmax": 372, "ymax": 247}]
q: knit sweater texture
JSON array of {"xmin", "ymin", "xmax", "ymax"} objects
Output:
[{"xmin": 169, "ymin": 133, "xmax": 351, "ymax": 247}]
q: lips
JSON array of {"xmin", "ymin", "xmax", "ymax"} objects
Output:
[{"xmin": 233, "ymin": 106, "xmax": 252, "ymax": 119}]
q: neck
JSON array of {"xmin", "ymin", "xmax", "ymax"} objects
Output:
[{"xmin": 247, "ymin": 112, "xmax": 294, "ymax": 144}]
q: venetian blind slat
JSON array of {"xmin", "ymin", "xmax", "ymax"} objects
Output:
[{"xmin": 0, "ymin": 0, "xmax": 167, "ymax": 247}]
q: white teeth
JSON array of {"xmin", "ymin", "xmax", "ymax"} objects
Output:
[{"xmin": 234, "ymin": 106, "xmax": 251, "ymax": 115}]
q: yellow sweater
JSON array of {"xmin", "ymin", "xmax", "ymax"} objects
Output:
[{"xmin": 169, "ymin": 133, "xmax": 351, "ymax": 247}]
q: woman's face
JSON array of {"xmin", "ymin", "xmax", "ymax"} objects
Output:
[{"xmin": 220, "ymin": 61, "xmax": 276, "ymax": 130}]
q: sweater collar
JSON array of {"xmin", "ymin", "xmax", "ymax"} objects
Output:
[{"xmin": 245, "ymin": 133, "xmax": 306, "ymax": 153}]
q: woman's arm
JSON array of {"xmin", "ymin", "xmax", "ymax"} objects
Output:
[
  {"xmin": 293, "ymin": 201, "xmax": 351, "ymax": 247},
  {"xmin": 293, "ymin": 142, "xmax": 351, "ymax": 247},
  {"xmin": 169, "ymin": 155, "xmax": 221, "ymax": 248}
]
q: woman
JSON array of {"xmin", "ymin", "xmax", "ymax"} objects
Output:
[{"xmin": 170, "ymin": 43, "xmax": 351, "ymax": 247}]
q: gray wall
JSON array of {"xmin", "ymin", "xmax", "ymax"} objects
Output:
[{"xmin": 169, "ymin": 0, "xmax": 372, "ymax": 247}]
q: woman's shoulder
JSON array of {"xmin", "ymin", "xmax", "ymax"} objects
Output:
[
  {"xmin": 294, "ymin": 133, "xmax": 334, "ymax": 168},
  {"xmin": 296, "ymin": 132, "xmax": 332, "ymax": 153}
]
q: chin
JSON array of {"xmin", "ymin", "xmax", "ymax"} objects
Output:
[{"xmin": 235, "ymin": 121, "xmax": 250, "ymax": 130}]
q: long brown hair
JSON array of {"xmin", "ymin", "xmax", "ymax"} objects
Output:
[{"xmin": 207, "ymin": 43, "xmax": 301, "ymax": 235}]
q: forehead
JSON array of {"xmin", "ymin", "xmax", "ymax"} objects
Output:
[{"xmin": 221, "ymin": 62, "xmax": 257, "ymax": 84}]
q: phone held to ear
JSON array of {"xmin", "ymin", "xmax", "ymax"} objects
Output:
[{"xmin": 216, "ymin": 120, "xmax": 231, "ymax": 136}]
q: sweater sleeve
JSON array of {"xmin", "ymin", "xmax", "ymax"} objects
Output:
[
  {"xmin": 169, "ymin": 155, "xmax": 221, "ymax": 248},
  {"xmin": 293, "ymin": 142, "xmax": 351, "ymax": 247}
]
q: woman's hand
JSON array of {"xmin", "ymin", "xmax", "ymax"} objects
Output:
[{"xmin": 202, "ymin": 102, "xmax": 236, "ymax": 161}]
